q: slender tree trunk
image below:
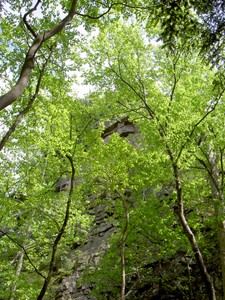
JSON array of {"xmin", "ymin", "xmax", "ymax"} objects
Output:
[
  {"xmin": 37, "ymin": 155, "xmax": 75, "ymax": 300},
  {"xmin": 218, "ymin": 222, "xmax": 225, "ymax": 300},
  {"xmin": 185, "ymin": 256, "xmax": 194, "ymax": 299},
  {"xmin": 171, "ymin": 161, "xmax": 216, "ymax": 300},
  {"xmin": 9, "ymin": 251, "xmax": 24, "ymax": 300},
  {"xmin": 120, "ymin": 194, "xmax": 130, "ymax": 300},
  {"xmin": 205, "ymin": 147, "xmax": 225, "ymax": 300},
  {"xmin": 120, "ymin": 230, "xmax": 126, "ymax": 300}
]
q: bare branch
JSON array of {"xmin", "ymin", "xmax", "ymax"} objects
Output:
[
  {"xmin": 23, "ymin": 0, "xmax": 41, "ymax": 37},
  {"xmin": 75, "ymin": 4, "xmax": 113, "ymax": 19}
]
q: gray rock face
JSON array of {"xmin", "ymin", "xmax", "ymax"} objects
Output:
[
  {"xmin": 56, "ymin": 178, "xmax": 71, "ymax": 192},
  {"xmin": 55, "ymin": 204, "xmax": 118, "ymax": 300},
  {"xmin": 102, "ymin": 116, "xmax": 137, "ymax": 142},
  {"xmin": 55, "ymin": 117, "xmax": 136, "ymax": 300},
  {"xmin": 55, "ymin": 117, "xmax": 222, "ymax": 300}
]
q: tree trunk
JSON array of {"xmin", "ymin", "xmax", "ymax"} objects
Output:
[
  {"xmin": 206, "ymin": 147, "xmax": 225, "ymax": 300},
  {"xmin": 0, "ymin": 0, "xmax": 78, "ymax": 111},
  {"xmin": 119, "ymin": 193, "xmax": 130, "ymax": 300},
  {"xmin": 9, "ymin": 251, "xmax": 24, "ymax": 300},
  {"xmin": 37, "ymin": 155, "xmax": 75, "ymax": 300},
  {"xmin": 218, "ymin": 221, "xmax": 225, "ymax": 300},
  {"xmin": 172, "ymin": 162, "xmax": 216, "ymax": 300},
  {"xmin": 0, "ymin": 49, "xmax": 53, "ymax": 151}
]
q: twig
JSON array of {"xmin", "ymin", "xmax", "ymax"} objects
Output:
[
  {"xmin": 0, "ymin": 229, "xmax": 45, "ymax": 279},
  {"xmin": 23, "ymin": 0, "xmax": 41, "ymax": 37}
]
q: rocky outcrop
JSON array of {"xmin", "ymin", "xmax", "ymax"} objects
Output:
[
  {"xmin": 55, "ymin": 203, "xmax": 118, "ymax": 300},
  {"xmin": 101, "ymin": 116, "xmax": 137, "ymax": 142},
  {"xmin": 55, "ymin": 117, "xmax": 136, "ymax": 299},
  {"xmin": 54, "ymin": 117, "xmax": 221, "ymax": 300}
]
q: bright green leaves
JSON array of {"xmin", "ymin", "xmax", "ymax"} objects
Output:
[
  {"xmin": 78, "ymin": 18, "xmax": 225, "ymax": 298},
  {"xmin": 0, "ymin": 1, "xmax": 225, "ymax": 298},
  {"xmin": 0, "ymin": 91, "xmax": 100, "ymax": 297},
  {"xmin": 85, "ymin": 20, "xmax": 222, "ymax": 163}
]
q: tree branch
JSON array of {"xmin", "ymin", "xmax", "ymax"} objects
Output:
[
  {"xmin": 0, "ymin": 0, "xmax": 78, "ymax": 111},
  {"xmin": 169, "ymin": 156, "xmax": 216, "ymax": 299},
  {"xmin": 0, "ymin": 229, "xmax": 45, "ymax": 279},
  {"xmin": 23, "ymin": 0, "xmax": 41, "ymax": 37},
  {"xmin": 165, "ymin": 55, "xmax": 181, "ymax": 129},
  {"xmin": 37, "ymin": 153, "xmax": 75, "ymax": 300},
  {"xmin": 75, "ymin": 1, "xmax": 155, "ymax": 19},
  {"xmin": 75, "ymin": 4, "xmax": 113, "ymax": 19},
  {"xmin": 0, "ymin": 47, "xmax": 54, "ymax": 151},
  {"xmin": 175, "ymin": 89, "xmax": 225, "ymax": 164}
]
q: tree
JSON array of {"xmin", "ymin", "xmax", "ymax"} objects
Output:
[
  {"xmin": 0, "ymin": 0, "xmax": 78, "ymax": 110},
  {"xmin": 84, "ymin": 21, "xmax": 225, "ymax": 299},
  {"xmin": 150, "ymin": 0, "xmax": 225, "ymax": 68},
  {"xmin": 0, "ymin": 0, "xmax": 151, "ymax": 112},
  {"xmin": 0, "ymin": 91, "xmax": 102, "ymax": 298},
  {"xmin": 0, "ymin": 1, "xmax": 225, "ymax": 299}
]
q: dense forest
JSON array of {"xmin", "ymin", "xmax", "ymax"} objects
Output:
[{"xmin": 0, "ymin": 1, "xmax": 225, "ymax": 299}]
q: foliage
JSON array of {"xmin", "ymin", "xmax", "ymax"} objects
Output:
[
  {"xmin": 149, "ymin": 0, "xmax": 225, "ymax": 68},
  {"xmin": 81, "ymin": 21, "xmax": 225, "ymax": 298},
  {"xmin": 0, "ymin": 1, "xmax": 225, "ymax": 299}
]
